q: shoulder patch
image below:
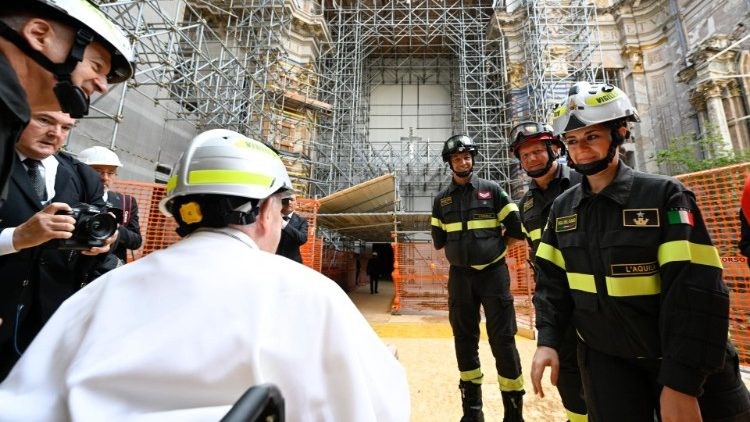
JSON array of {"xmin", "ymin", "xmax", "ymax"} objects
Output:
[
  {"xmin": 477, "ymin": 190, "xmax": 492, "ymax": 200},
  {"xmin": 555, "ymin": 214, "xmax": 577, "ymax": 232},
  {"xmin": 667, "ymin": 208, "xmax": 694, "ymax": 226},
  {"xmin": 622, "ymin": 209, "xmax": 660, "ymax": 227},
  {"xmin": 440, "ymin": 196, "xmax": 453, "ymax": 207}
]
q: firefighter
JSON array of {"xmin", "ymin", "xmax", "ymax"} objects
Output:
[
  {"xmin": 509, "ymin": 121, "xmax": 586, "ymax": 422},
  {"xmin": 530, "ymin": 81, "xmax": 750, "ymax": 421},
  {"xmin": 431, "ymin": 134, "xmax": 526, "ymax": 422}
]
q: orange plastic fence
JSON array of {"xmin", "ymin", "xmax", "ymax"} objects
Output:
[
  {"xmin": 675, "ymin": 163, "xmax": 750, "ymax": 366},
  {"xmin": 390, "ymin": 241, "xmax": 534, "ymax": 332}
]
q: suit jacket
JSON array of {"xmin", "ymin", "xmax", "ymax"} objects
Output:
[
  {"xmin": 0, "ymin": 152, "xmax": 105, "ymax": 378},
  {"xmin": 107, "ymin": 191, "xmax": 142, "ymax": 262},
  {"xmin": 275, "ymin": 213, "xmax": 309, "ymax": 263}
]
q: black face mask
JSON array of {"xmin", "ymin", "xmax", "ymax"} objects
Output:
[{"xmin": 0, "ymin": 22, "xmax": 93, "ymax": 118}]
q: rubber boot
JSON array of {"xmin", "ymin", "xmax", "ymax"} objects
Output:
[
  {"xmin": 501, "ymin": 391, "xmax": 524, "ymax": 422},
  {"xmin": 459, "ymin": 380, "xmax": 484, "ymax": 422}
]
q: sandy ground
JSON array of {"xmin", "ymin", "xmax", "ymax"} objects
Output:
[
  {"xmin": 350, "ymin": 280, "xmax": 567, "ymax": 422},
  {"xmin": 350, "ymin": 279, "xmax": 750, "ymax": 422}
]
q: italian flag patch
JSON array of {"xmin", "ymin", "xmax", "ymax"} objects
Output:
[{"xmin": 667, "ymin": 209, "xmax": 694, "ymax": 226}]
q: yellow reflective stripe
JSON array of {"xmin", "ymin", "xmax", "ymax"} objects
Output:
[
  {"xmin": 528, "ymin": 228, "xmax": 541, "ymax": 241},
  {"xmin": 658, "ymin": 240, "xmax": 722, "ymax": 269},
  {"xmin": 605, "ymin": 274, "xmax": 661, "ymax": 297},
  {"xmin": 566, "ymin": 409, "xmax": 588, "ymax": 422},
  {"xmin": 471, "ymin": 250, "xmax": 507, "ymax": 270},
  {"xmin": 467, "ymin": 219, "xmax": 500, "ymax": 230},
  {"xmin": 188, "ymin": 169, "xmax": 273, "ymax": 187},
  {"xmin": 430, "ymin": 216, "xmax": 442, "ymax": 228},
  {"xmin": 568, "ymin": 273, "xmax": 596, "ymax": 293},
  {"xmin": 460, "ymin": 368, "xmax": 483, "ymax": 383},
  {"xmin": 497, "ymin": 202, "xmax": 519, "ymax": 222},
  {"xmin": 521, "ymin": 225, "xmax": 529, "ymax": 236},
  {"xmin": 166, "ymin": 176, "xmax": 177, "ymax": 193},
  {"xmin": 445, "ymin": 222, "xmax": 462, "ymax": 232},
  {"xmin": 536, "ymin": 242, "xmax": 566, "ymax": 270},
  {"xmin": 498, "ymin": 373, "xmax": 524, "ymax": 392}
]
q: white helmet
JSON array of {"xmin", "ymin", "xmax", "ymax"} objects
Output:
[
  {"xmin": 159, "ymin": 129, "xmax": 293, "ymax": 218},
  {"xmin": 78, "ymin": 146, "xmax": 123, "ymax": 167},
  {"xmin": 552, "ymin": 82, "xmax": 639, "ymax": 136},
  {"xmin": 21, "ymin": 0, "xmax": 134, "ymax": 83}
]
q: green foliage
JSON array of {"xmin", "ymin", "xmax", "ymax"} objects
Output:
[{"xmin": 653, "ymin": 123, "xmax": 750, "ymax": 174}]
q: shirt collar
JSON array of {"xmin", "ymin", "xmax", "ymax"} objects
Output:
[
  {"xmin": 449, "ymin": 173, "xmax": 478, "ymax": 193},
  {"xmin": 197, "ymin": 226, "xmax": 259, "ymax": 249},
  {"xmin": 528, "ymin": 162, "xmax": 570, "ymax": 191},
  {"xmin": 570, "ymin": 162, "xmax": 634, "ymax": 208}
]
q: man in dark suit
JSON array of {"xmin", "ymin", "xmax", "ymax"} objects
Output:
[
  {"xmin": 78, "ymin": 146, "xmax": 142, "ymax": 263},
  {"xmin": 0, "ymin": 111, "xmax": 117, "ymax": 379},
  {"xmin": 275, "ymin": 192, "xmax": 308, "ymax": 263}
]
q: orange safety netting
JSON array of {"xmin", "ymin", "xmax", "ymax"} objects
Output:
[
  {"xmin": 390, "ymin": 241, "xmax": 535, "ymax": 334},
  {"xmin": 675, "ymin": 163, "xmax": 750, "ymax": 366}
]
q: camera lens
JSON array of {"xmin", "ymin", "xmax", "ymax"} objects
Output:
[{"xmin": 85, "ymin": 213, "xmax": 118, "ymax": 240}]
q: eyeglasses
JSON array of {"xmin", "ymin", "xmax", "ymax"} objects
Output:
[
  {"xmin": 31, "ymin": 115, "xmax": 75, "ymax": 133},
  {"xmin": 509, "ymin": 122, "xmax": 554, "ymax": 143},
  {"xmin": 94, "ymin": 169, "xmax": 118, "ymax": 177}
]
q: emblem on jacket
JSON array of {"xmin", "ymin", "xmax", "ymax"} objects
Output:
[
  {"xmin": 523, "ymin": 198, "xmax": 534, "ymax": 212},
  {"xmin": 477, "ymin": 191, "xmax": 492, "ymax": 200},
  {"xmin": 555, "ymin": 214, "xmax": 577, "ymax": 232},
  {"xmin": 440, "ymin": 196, "xmax": 452, "ymax": 207},
  {"xmin": 622, "ymin": 209, "xmax": 659, "ymax": 227}
]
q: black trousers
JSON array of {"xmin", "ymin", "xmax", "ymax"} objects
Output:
[
  {"xmin": 578, "ymin": 342, "xmax": 750, "ymax": 422},
  {"xmin": 557, "ymin": 326, "xmax": 587, "ymax": 418},
  {"xmin": 448, "ymin": 262, "xmax": 523, "ymax": 388}
]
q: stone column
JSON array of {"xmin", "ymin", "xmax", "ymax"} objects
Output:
[{"xmin": 697, "ymin": 80, "xmax": 733, "ymax": 153}]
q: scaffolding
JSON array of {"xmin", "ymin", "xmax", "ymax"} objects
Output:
[
  {"xmin": 314, "ymin": 0, "xmax": 513, "ymax": 201},
  {"xmin": 81, "ymin": 0, "xmax": 604, "ymax": 243},
  {"xmin": 515, "ymin": 0, "xmax": 605, "ymax": 123}
]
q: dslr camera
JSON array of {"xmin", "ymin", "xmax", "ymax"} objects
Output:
[{"xmin": 57, "ymin": 203, "xmax": 120, "ymax": 250}]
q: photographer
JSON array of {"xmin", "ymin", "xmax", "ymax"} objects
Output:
[{"xmin": 0, "ymin": 111, "xmax": 117, "ymax": 380}]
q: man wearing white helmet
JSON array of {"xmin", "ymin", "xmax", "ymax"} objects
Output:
[
  {"xmin": 78, "ymin": 146, "xmax": 142, "ymax": 263},
  {"xmin": 530, "ymin": 82, "xmax": 750, "ymax": 421},
  {"xmin": 0, "ymin": 0, "xmax": 134, "ymax": 209},
  {"xmin": 0, "ymin": 129, "xmax": 411, "ymax": 421}
]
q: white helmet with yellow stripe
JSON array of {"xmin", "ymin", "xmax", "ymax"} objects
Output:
[
  {"xmin": 552, "ymin": 82, "xmax": 639, "ymax": 136},
  {"xmin": 159, "ymin": 129, "xmax": 292, "ymax": 232}
]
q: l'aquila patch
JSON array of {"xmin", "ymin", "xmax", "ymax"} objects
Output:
[{"xmin": 440, "ymin": 196, "xmax": 453, "ymax": 207}]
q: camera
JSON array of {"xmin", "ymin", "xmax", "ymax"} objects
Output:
[{"xmin": 57, "ymin": 203, "xmax": 118, "ymax": 250}]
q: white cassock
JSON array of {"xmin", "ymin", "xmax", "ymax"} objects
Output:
[{"xmin": 0, "ymin": 228, "xmax": 410, "ymax": 421}]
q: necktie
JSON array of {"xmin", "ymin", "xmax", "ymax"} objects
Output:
[{"xmin": 24, "ymin": 158, "xmax": 47, "ymax": 201}]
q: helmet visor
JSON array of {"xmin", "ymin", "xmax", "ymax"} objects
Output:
[{"xmin": 510, "ymin": 123, "xmax": 554, "ymax": 143}]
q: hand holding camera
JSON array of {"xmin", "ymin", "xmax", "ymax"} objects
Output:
[
  {"xmin": 12, "ymin": 202, "xmax": 77, "ymax": 251},
  {"xmin": 56, "ymin": 203, "xmax": 120, "ymax": 251}
]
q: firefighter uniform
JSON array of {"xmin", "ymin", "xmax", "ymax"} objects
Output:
[
  {"xmin": 534, "ymin": 163, "xmax": 750, "ymax": 421},
  {"xmin": 431, "ymin": 174, "xmax": 525, "ymax": 393},
  {"xmin": 519, "ymin": 163, "xmax": 587, "ymax": 422}
]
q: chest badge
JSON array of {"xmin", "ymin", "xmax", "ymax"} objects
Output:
[
  {"xmin": 440, "ymin": 196, "xmax": 453, "ymax": 207},
  {"xmin": 523, "ymin": 198, "xmax": 534, "ymax": 213},
  {"xmin": 477, "ymin": 191, "xmax": 492, "ymax": 200},
  {"xmin": 555, "ymin": 214, "xmax": 577, "ymax": 232},
  {"xmin": 623, "ymin": 208, "xmax": 660, "ymax": 227}
]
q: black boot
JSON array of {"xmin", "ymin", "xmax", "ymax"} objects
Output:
[
  {"xmin": 459, "ymin": 380, "xmax": 484, "ymax": 422},
  {"xmin": 501, "ymin": 391, "xmax": 524, "ymax": 422}
]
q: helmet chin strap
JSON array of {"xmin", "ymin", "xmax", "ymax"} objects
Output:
[
  {"xmin": 0, "ymin": 22, "xmax": 93, "ymax": 117},
  {"xmin": 567, "ymin": 128, "xmax": 622, "ymax": 176}
]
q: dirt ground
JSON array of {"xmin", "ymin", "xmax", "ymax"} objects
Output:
[{"xmin": 350, "ymin": 280, "xmax": 567, "ymax": 422}]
